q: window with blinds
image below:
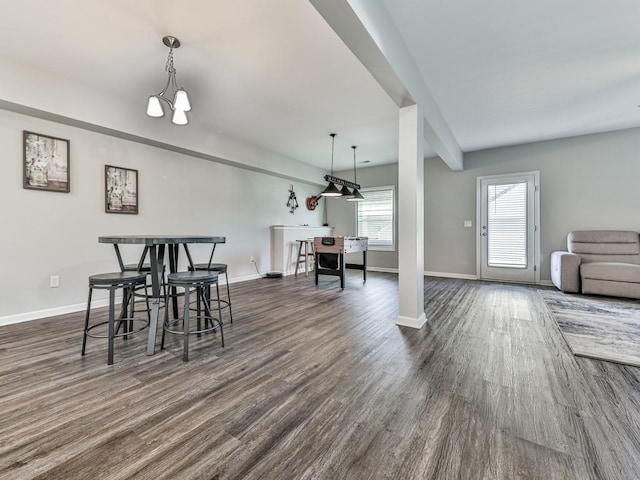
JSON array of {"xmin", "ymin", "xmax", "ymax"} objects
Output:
[
  {"xmin": 356, "ymin": 187, "xmax": 395, "ymax": 249},
  {"xmin": 487, "ymin": 182, "xmax": 527, "ymax": 268}
]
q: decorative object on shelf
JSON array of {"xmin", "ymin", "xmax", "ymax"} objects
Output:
[
  {"xmin": 146, "ymin": 36, "xmax": 191, "ymax": 125},
  {"xmin": 319, "ymin": 133, "xmax": 363, "ymax": 200},
  {"xmin": 346, "ymin": 146, "xmax": 365, "ymax": 202},
  {"xmin": 287, "ymin": 185, "xmax": 299, "ymax": 214},
  {"xmin": 23, "ymin": 131, "xmax": 70, "ymax": 193},
  {"xmin": 320, "ymin": 133, "xmax": 342, "ymax": 197},
  {"xmin": 306, "ymin": 195, "xmax": 319, "ymax": 210},
  {"xmin": 105, "ymin": 165, "xmax": 138, "ymax": 214}
]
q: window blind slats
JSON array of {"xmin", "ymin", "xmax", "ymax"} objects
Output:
[
  {"xmin": 356, "ymin": 188, "xmax": 394, "ymax": 247},
  {"xmin": 487, "ymin": 182, "xmax": 527, "ymax": 268}
]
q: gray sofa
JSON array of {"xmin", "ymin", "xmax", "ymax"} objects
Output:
[{"xmin": 551, "ymin": 230, "xmax": 640, "ymax": 299}]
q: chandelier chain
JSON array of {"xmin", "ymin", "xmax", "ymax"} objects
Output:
[{"xmin": 165, "ymin": 47, "xmax": 175, "ymax": 74}]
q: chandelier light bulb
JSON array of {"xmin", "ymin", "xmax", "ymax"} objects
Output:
[
  {"xmin": 173, "ymin": 89, "xmax": 191, "ymax": 112},
  {"xmin": 146, "ymin": 96, "xmax": 164, "ymax": 117},
  {"xmin": 172, "ymin": 109, "xmax": 188, "ymax": 125}
]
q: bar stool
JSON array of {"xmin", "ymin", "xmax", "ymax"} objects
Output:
[
  {"xmin": 294, "ymin": 239, "xmax": 314, "ymax": 277},
  {"xmin": 161, "ymin": 271, "xmax": 224, "ymax": 362},
  {"xmin": 82, "ymin": 271, "xmax": 149, "ymax": 365},
  {"xmin": 190, "ymin": 262, "xmax": 233, "ymax": 324}
]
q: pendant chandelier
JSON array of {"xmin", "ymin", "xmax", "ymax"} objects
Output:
[
  {"xmin": 320, "ymin": 133, "xmax": 364, "ymax": 201},
  {"xmin": 146, "ymin": 36, "xmax": 191, "ymax": 125}
]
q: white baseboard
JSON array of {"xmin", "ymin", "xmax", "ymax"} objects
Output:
[
  {"xmin": 367, "ymin": 266, "xmax": 398, "ymax": 273},
  {"xmin": 226, "ymin": 273, "xmax": 263, "ymax": 284},
  {"xmin": 0, "ymin": 296, "xmax": 123, "ymax": 327},
  {"xmin": 396, "ymin": 312, "xmax": 427, "ymax": 329},
  {"xmin": 425, "ymin": 271, "xmax": 478, "ymax": 280}
]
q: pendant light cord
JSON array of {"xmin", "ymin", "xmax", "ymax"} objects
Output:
[
  {"xmin": 330, "ymin": 133, "xmax": 336, "ymax": 175},
  {"xmin": 352, "ymin": 145, "xmax": 357, "ymax": 183}
]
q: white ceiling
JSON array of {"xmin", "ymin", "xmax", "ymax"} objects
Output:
[
  {"xmin": 1, "ymin": 0, "xmax": 639, "ymax": 171},
  {"xmin": 382, "ymin": 0, "xmax": 640, "ymax": 152}
]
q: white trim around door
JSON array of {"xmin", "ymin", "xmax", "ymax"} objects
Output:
[{"xmin": 476, "ymin": 171, "xmax": 540, "ymax": 284}]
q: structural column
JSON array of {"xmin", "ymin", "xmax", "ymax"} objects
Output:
[{"xmin": 396, "ymin": 104, "xmax": 426, "ymax": 328}]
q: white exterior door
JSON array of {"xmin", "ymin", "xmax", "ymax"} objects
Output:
[{"xmin": 478, "ymin": 172, "xmax": 539, "ymax": 283}]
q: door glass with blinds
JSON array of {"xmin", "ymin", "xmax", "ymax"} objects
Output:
[
  {"xmin": 356, "ymin": 186, "xmax": 395, "ymax": 250},
  {"xmin": 487, "ymin": 182, "xmax": 527, "ymax": 267},
  {"xmin": 479, "ymin": 173, "xmax": 537, "ymax": 283}
]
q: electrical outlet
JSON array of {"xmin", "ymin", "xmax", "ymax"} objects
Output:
[
  {"xmin": 250, "ymin": 256, "xmax": 255, "ymax": 263},
  {"xmin": 49, "ymin": 275, "xmax": 60, "ymax": 288}
]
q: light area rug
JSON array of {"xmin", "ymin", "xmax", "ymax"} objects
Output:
[{"xmin": 539, "ymin": 289, "xmax": 640, "ymax": 367}]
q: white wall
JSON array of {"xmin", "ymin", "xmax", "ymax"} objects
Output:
[
  {"xmin": 426, "ymin": 127, "xmax": 640, "ymax": 280},
  {"xmin": 326, "ymin": 163, "xmax": 398, "ymax": 270},
  {"xmin": 0, "ymin": 109, "xmax": 324, "ymax": 321}
]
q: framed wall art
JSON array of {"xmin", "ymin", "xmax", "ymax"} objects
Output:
[
  {"xmin": 23, "ymin": 131, "xmax": 70, "ymax": 192},
  {"xmin": 105, "ymin": 165, "xmax": 138, "ymax": 214}
]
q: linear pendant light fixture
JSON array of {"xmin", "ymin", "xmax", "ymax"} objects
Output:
[
  {"xmin": 146, "ymin": 36, "xmax": 191, "ymax": 125},
  {"xmin": 320, "ymin": 133, "xmax": 364, "ymax": 200}
]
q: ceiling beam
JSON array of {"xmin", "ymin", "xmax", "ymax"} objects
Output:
[{"xmin": 310, "ymin": 0, "xmax": 463, "ymax": 171}]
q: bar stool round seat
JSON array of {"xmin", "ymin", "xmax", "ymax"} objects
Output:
[
  {"xmin": 82, "ymin": 271, "xmax": 150, "ymax": 365},
  {"xmin": 161, "ymin": 271, "xmax": 224, "ymax": 362},
  {"xmin": 89, "ymin": 271, "xmax": 147, "ymax": 285},
  {"xmin": 167, "ymin": 270, "xmax": 217, "ymax": 285},
  {"xmin": 193, "ymin": 263, "xmax": 226, "ymax": 273},
  {"xmin": 191, "ymin": 263, "xmax": 233, "ymax": 323}
]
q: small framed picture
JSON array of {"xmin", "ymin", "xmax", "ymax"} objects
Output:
[
  {"xmin": 105, "ymin": 165, "xmax": 138, "ymax": 214},
  {"xmin": 23, "ymin": 131, "xmax": 70, "ymax": 192}
]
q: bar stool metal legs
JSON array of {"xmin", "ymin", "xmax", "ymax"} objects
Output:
[
  {"xmin": 190, "ymin": 263, "xmax": 233, "ymax": 324},
  {"xmin": 219, "ymin": 267, "xmax": 233, "ymax": 324},
  {"xmin": 161, "ymin": 271, "xmax": 224, "ymax": 362},
  {"xmin": 82, "ymin": 271, "xmax": 149, "ymax": 365}
]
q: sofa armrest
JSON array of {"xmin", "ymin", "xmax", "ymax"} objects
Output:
[{"xmin": 550, "ymin": 251, "xmax": 581, "ymax": 293}]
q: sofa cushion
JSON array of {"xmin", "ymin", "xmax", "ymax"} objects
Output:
[
  {"xmin": 568, "ymin": 230, "xmax": 640, "ymax": 264},
  {"xmin": 580, "ymin": 262, "xmax": 640, "ymax": 284},
  {"xmin": 569, "ymin": 230, "xmax": 639, "ymax": 245},
  {"xmin": 582, "ymin": 278, "xmax": 640, "ymax": 299}
]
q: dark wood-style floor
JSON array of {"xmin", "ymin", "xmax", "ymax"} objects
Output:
[{"xmin": 1, "ymin": 273, "xmax": 639, "ymax": 479}]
